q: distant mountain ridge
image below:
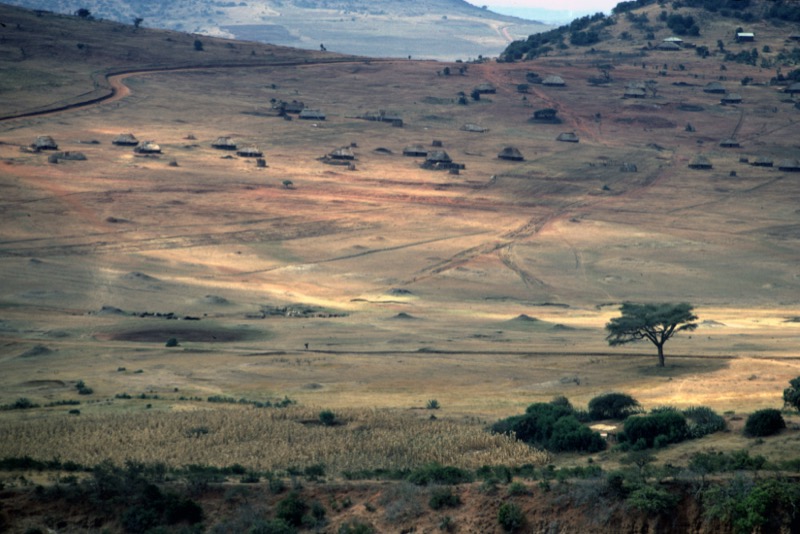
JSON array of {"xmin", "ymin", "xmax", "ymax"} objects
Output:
[{"xmin": 3, "ymin": 0, "xmax": 552, "ymax": 59}]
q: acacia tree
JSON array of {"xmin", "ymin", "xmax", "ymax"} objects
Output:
[{"xmin": 605, "ymin": 302, "xmax": 698, "ymax": 367}]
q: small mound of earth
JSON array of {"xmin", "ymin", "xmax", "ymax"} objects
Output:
[
  {"xmin": 784, "ymin": 317, "xmax": 800, "ymax": 323},
  {"xmin": 106, "ymin": 216, "xmax": 131, "ymax": 224},
  {"xmin": 28, "ymin": 258, "xmax": 44, "ymax": 265},
  {"xmin": 513, "ymin": 314, "xmax": 538, "ymax": 322},
  {"xmin": 202, "ymin": 295, "xmax": 230, "ymax": 305},
  {"xmin": 387, "ymin": 288, "xmax": 413, "ymax": 296},
  {"xmin": 108, "ymin": 326, "xmax": 251, "ymax": 343},
  {"xmin": 20, "ymin": 379, "xmax": 66, "ymax": 388},
  {"xmin": 122, "ymin": 271, "xmax": 158, "ymax": 282},
  {"xmin": 18, "ymin": 345, "xmax": 54, "ymax": 358},
  {"xmin": 391, "ymin": 312, "xmax": 416, "ymax": 320},
  {"xmin": 552, "ymin": 323, "xmax": 575, "ymax": 331},
  {"xmin": 96, "ymin": 305, "xmax": 127, "ymax": 315},
  {"xmin": 43, "ymin": 330, "xmax": 70, "ymax": 338},
  {"xmin": 373, "ymin": 147, "xmax": 393, "ymax": 154},
  {"xmin": 303, "ymin": 383, "xmax": 323, "ymax": 390},
  {"xmin": 701, "ymin": 319, "xmax": 726, "ymax": 328}
]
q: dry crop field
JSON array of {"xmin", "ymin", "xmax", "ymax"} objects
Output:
[{"xmin": 0, "ymin": 5, "xmax": 799, "ymax": 474}]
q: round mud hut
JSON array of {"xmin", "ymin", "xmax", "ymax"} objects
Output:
[
  {"xmin": 33, "ymin": 135, "xmax": 58, "ymax": 151},
  {"xmin": 212, "ymin": 136, "xmax": 237, "ymax": 150},
  {"xmin": 134, "ymin": 141, "xmax": 161, "ymax": 154},
  {"xmin": 719, "ymin": 138, "xmax": 740, "ymax": 148},
  {"xmin": 236, "ymin": 146, "xmax": 263, "ymax": 157},
  {"xmin": 498, "ymin": 147, "xmax": 524, "ymax": 161},
  {"xmin": 721, "ymin": 93, "xmax": 742, "ymax": 104},
  {"xmin": 777, "ymin": 159, "xmax": 800, "ymax": 172},
  {"xmin": 542, "ymin": 75, "xmax": 566, "ymax": 87},
  {"xmin": 112, "ymin": 133, "xmax": 139, "ymax": 146},
  {"xmin": 689, "ymin": 155, "xmax": 713, "ymax": 169},
  {"xmin": 751, "ymin": 156, "xmax": 773, "ymax": 167},
  {"xmin": 403, "ymin": 144, "xmax": 428, "ymax": 157},
  {"xmin": 557, "ymin": 132, "xmax": 579, "ymax": 143},
  {"xmin": 703, "ymin": 82, "xmax": 726, "ymax": 94}
]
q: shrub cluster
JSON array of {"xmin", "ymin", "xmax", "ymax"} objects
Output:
[
  {"xmin": 491, "ymin": 398, "xmax": 605, "ymax": 453},
  {"xmin": 744, "ymin": 409, "xmax": 785, "ymax": 437},
  {"xmin": 588, "ymin": 393, "xmax": 641, "ymax": 420}
]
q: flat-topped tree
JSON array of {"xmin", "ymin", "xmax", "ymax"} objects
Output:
[{"xmin": 605, "ymin": 302, "xmax": 698, "ymax": 367}]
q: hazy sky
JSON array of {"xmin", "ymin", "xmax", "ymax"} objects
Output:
[{"xmin": 473, "ymin": 0, "xmax": 620, "ymax": 15}]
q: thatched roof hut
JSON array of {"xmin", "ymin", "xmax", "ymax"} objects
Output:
[
  {"xmin": 299, "ymin": 109, "xmax": 326, "ymax": 120},
  {"xmin": 112, "ymin": 133, "xmax": 139, "ymax": 146},
  {"xmin": 278, "ymin": 100, "xmax": 305, "ymax": 114},
  {"xmin": 721, "ymin": 93, "xmax": 742, "ymax": 104},
  {"xmin": 461, "ymin": 123, "xmax": 489, "ymax": 133},
  {"xmin": 688, "ymin": 155, "xmax": 712, "ymax": 169},
  {"xmin": 663, "ymin": 37, "xmax": 683, "ymax": 44},
  {"xmin": 557, "ymin": 132, "xmax": 579, "ymax": 143},
  {"xmin": 542, "ymin": 75, "xmax": 565, "ymax": 87},
  {"xmin": 498, "ymin": 147, "xmax": 524, "ymax": 161},
  {"xmin": 719, "ymin": 139, "xmax": 740, "ymax": 148},
  {"xmin": 624, "ymin": 87, "xmax": 646, "ymax": 99},
  {"xmin": 777, "ymin": 159, "xmax": 800, "ymax": 171},
  {"xmin": 785, "ymin": 82, "xmax": 800, "ymax": 94},
  {"xmin": 134, "ymin": 141, "xmax": 161, "ymax": 154},
  {"xmin": 531, "ymin": 108, "xmax": 560, "ymax": 123},
  {"xmin": 33, "ymin": 135, "xmax": 58, "ymax": 151},
  {"xmin": 328, "ymin": 147, "xmax": 355, "ymax": 160},
  {"xmin": 474, "ymin": 82, "xmax": 496, "ymax": 94},
  {"xmin": 657, "ymin": 41, "xmax": 682, "ymax": 51},
  {"xmin": 212, "ymin": 136, "xmax": 237, "ymax": 150},
  {"xmin": 703, "ymin": 82, "xmax": 726, "ymax": 94},
  {"xmin": 426, "ymin": 150, "xmax": 451, "ymax": 164},
  {"xmin": 421, "ymin": 150, "xmax": 464, "ymax": 171},
  {"xmin": 751, "ymin": 156, "xmax": 773, "ymax": 167},
  {"xmin": 236, "ymin": 146, "xmax": 263, "ymax": 157},
  {"xmin": 403, "ymin": 144, "xmax": 428, "ymax": 157}
]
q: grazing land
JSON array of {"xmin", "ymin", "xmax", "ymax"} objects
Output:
[{"xmin": 0, "ymin": 2, "xmax": 800, "ymax": 532}]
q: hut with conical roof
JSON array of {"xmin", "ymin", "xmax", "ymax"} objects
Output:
[
  {"xmin": 236, "ymin": 146, "xmax": 263, "ymax": 157},
  {"xmin": 778, "ymin": 159, "xmax": 800, "ymax": 172},
  {"xmin": 112, "ymin": 133, "xmax": 139, "ymax": 146},
  {"xmin": 720, "ymin": 138, "xmax": 740, "ymax": 148},
  {"xmin": 421, "ymin": 150, "xmax": 464, "ymax": 171},
  {"xmin": 212, "ymin": 136, "xmax": 237, "ymax": 150},
  {"xmin": 134, "ymin": 141, "xmax": 161, "ymax": 154},
  {"xmin": 703, "ymin": 82, "xmax": 726, "ymax": 94},
  {"xmin": 557, "ymin": 132, "xmax": 579, "ymax": 143},
  {"xmin": 624, "ymin": 87, "xmax": 646, "ymax": 99},
  {"xmin": 403, "ymin": 144, "xmax": 428, "ymax": 157},
  {"xmin": 721, "ymin": 93, "xmax": 742, "ymax": 104},
  {"xmin": 461, "ymin": 123, "xmax": 489, "ymax": 133},
  {"xmin": 328, "ymin": 147, "xmax": 355, "ymax": 161},
  {"xmin": 657, "ymin": 41, "xmax": 682, "ymax": 51},
  {"xmin": 689, "ymin": 155, "xmax": 712, "ymax": 169},
  {"xmin": 531, "ymin": 108, "xmax": 560, "ymax": 123},
  {"xmin": 542, "ymin": 75, "xmax": 566, "ymax": 87},
  {"xmin": 498, "ymin": 147, "xmax": 524, "ymax": 161},
  {"xmin": 33, "ymin": 135, "xmax": 58, "ymax": 151},
  {"xmin": 751, "ymin": 156, "xmax": 773, "ymax": 167},
  {"xmin": 474, "ymin": 82, "xmax": 496, "ymax": 94},
  {"xmin": 299, "ymin": 109, "xmax": 326, "ymax": 121},
  {"xmin": 785, "ymin": 82, "xmax": 800, "ymax": 95}
]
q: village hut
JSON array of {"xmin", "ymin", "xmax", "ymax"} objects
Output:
[
  {"xmin": 279, "ymin": 100, "xmax": 305, "ymax": 114},
  {"xmin": 33, "ymin": 135, "xmax": 58, "ymax": 151},
  {"xmin": 299, "ymin": 109, "xmax": 326, "ymax": 121},
  {"xmin": 736, "ymin": 32, "xmax": 755, "ymax": 42},
  {"xmin": 531, "ymin": 108, "xmax": 560, "ymax": 123},
  {"xmin": 134, "ymin": 141, "xmax": 161, "ymax": 154},
  {"xmin": 556, "ymin": 132, "xmax": 579, "ymax": 143},
  {"xmin": 526, "ymin": 72, "xmax": 542, "ymax": 84},
  {"xmin": 657, "ymin": 41, "xmax": 682, "ymax": 51},
  {"xmin": 719, "ymin": 138, "xmax": 740, "ymax": 148},
  {"xmin": 751, "ymin": 156, "xmax": 773, "ymax": 167},
  {"xmin": 624, "ymin": 87, "xmax": 646, "ymax": 99},
  {"xmin": 211, "ymin": 136, "xmax": 237, "ymax": 150},
  {"xmin": 461, "ymin": 123, "xmax": 489, "ymax": 133},
  {"xmin": 663, "ymin": 37, "xmax": 684, "ymax": 45},
  {"xmin": 403, "ymin": 144, "xmax": 428, "ymax": 157},
  {"xmin": 721, "ymin": 93, "xmax": 743, "ymax": 104},
  {"xmin": 474, "ymin": 82, "xmax": 497, "ymax": 94},
  {"xmin": 112, "ymin": 133, "xmax": 139, "ymax": 146},
  {"xmin": 328, "ymin": 147, "xmax": 355, "ymax": 161},
  {"xmin": 422, "ymin": 150, "xmax": 464, "ymax": 171},
  {"xmin": 620, "ymin": 162, "xmax": 638, "ymax": 172},
  {"xmin": 498, "ymin": 147, "xmax": 524, "ymax": 161},
  {"xmin": 777, "ymin": 159, "xmax": 800, "ymax": 172},
  {"xmin": 688, "ymin": 155, "xmax": 712, "ymax": 169},
  {"xmin": 785, "ymin": 82, "xmax": 800, "ymax": 94},
  {"xmin": 703, "ymin": 82, "xmax": 726, "ymax": 94},
  {"xmin": 790, "ymin": 35, "xmax": 800, "ymax": 42},
  {"xmin": 236, "ymin": 146, "xmax": 263, "ymax": 157},
  {"xmin": 542, "ymin": 75, "xmax": 566, "ymax": 87}
]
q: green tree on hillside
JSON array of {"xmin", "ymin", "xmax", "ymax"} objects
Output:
[{"xmin": 605, "ymin": 302, "xmax": 698, "ymax": 367}]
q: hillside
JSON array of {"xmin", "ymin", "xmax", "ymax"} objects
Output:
[
  {"xmin": 1, "ymin": 0, "xmax": 552, "ymax": 60},
  {"xmin": 1, "ymin": 2, "xmax": 800, "ymax": 532}
]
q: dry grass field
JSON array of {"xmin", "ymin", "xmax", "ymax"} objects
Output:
[{"xmin": 0, "ymin": 4, "xmax": 799, "ymax": 483}]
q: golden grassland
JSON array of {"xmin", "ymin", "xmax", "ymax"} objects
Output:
[{"xmin": 0, "ymin": 3, "xmax": 799, "ymax": 477}]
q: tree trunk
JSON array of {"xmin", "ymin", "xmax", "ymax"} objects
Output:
[{"xmin": 656, "ymin": 343, "xmax": 665, "ymax": 367}]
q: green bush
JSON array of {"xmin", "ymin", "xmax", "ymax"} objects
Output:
[
  {"xmin": 276, "ymin": 492, "xmax": 307, "ymax": 526},
  {"xmin": 428, "ymin": 487, "xmax": 461, "ymax": 510},
  {"xmin": 497, "ymin": 502, "xmax": 525, "ymax": 532},
  {"xmin": 507, "ymin": 482, "xmax": 530, "ymax": 496},
  {"xmin": 621, "ymin": 409, "xmax": 688, "ymax": 449},
  {"xmin": 165, "ymin": 337, "xmax": 179, "ymax": 347},
  {"xmin": 248, "ymin": 519, "xmax": 296, "ymax": 534},
  {"xmin": 407, "ymin": 463, "xmax": 472, "ymax": 485},
  {"xmin": 684, "ymin": 406, "xmax": 727, "ymax": 438},
  {"xmin": 744, "ymin": 409, "xmax": 785, "ymax": 437},
  {"xmin": 702, "ymin": 476, "xmax": 800, "ymax": 534},
  {"xmin": 319, "ymin": 410, "xmax": 336, "ymax": 426},
  {"xmin": 782, "ymin": 377, "xmax": 800, "ymax": 411},
  {"xmin": 588, "ymin": 393, "xmax": 641, "ymax": 420},
  {"xmin": 626, "ymin": 484, "xmax": 679, "ymax": 514},
  {"xmin": 337, "ymin": 519, "xmax": 375, "ymax": 534}
]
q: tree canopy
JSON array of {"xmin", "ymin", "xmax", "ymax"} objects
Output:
[{"xmin": 605, "ymin": 302, "xmax": 697, "ymax": 367}]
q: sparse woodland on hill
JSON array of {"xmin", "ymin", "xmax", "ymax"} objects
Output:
[{"xmin": 0, "ymin": 0, "xmax": 800, "ymax": 531}]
